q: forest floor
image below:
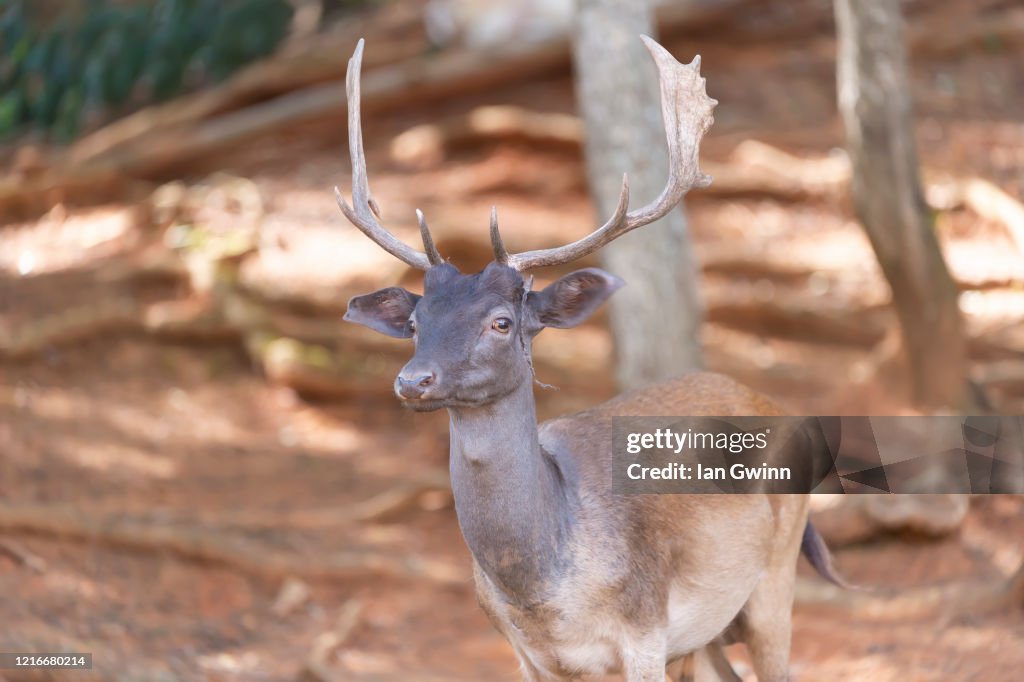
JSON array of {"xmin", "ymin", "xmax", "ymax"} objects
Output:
[{"xmin": 2, "ymin": 1, "xmax": 1024, "ymax": 680}]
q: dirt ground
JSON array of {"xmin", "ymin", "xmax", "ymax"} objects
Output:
[{"xmin": 2, "ymin": 1, "xmax": 1024, "ymax": 680}]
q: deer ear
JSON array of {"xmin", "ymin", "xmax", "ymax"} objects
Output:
[
  {"xmin": 525, "ymin": 268, "xmax": 624, "ymax": 332},
  {"xmin": 344, "ymin": 287, "xmax": 421, "ymax": 338}
]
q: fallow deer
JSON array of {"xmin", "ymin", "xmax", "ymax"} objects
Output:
[{"xmin": 339, "ymin": 37, "xmax": 841, "ymax": 682}]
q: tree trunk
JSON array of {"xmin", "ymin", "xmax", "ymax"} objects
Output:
[
  {"xmin": 572, "ymin": 0, "xmax": 704, "ymax": 390},
  {"xmin": 834, "ymin": 0, "xmax": 969, "ymax": 409}
]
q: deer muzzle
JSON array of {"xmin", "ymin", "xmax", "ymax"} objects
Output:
[{"xmin": 395, "ymin": 367, "xmax": 438, "ymax": 400}]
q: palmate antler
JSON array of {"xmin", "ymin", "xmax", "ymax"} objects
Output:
[
  {"xmin": 492, "ymin": 36, "xmax": 717, "ymax": 271},
  {"xmin": 336, "ymin": 36, "xmax": 716, "ymax": 272}
]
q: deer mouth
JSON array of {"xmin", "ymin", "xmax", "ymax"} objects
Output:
[
  {"xmin": 399, "ymin": 395, "xmax": 448, "ymax": 411},
  {"xmin": 397, "ymin": 394, "xmax": 492, "ymax": 412}
]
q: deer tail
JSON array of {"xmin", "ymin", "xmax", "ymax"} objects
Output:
[{"xmin": 800, "ymin": 520, "xmax": 851, "ymax": 588}]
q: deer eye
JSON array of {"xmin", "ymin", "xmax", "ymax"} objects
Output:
[{"xmin": 491, "ymin": 317, "xmax": 512, "ymax": 333}]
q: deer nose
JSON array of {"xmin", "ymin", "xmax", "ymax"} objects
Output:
[{"xmin": 395, "ymin": 371, "xmax": 436, "ymax": 399}]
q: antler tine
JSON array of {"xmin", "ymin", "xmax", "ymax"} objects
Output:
[
  {"xmin": 505, "ymin": 36, "xmax": 716, "ymax": 272},
  {"xmin": 416, "ymin": 209, "xmax": 444, "ymax": 265},
  {"xmin": 490, "ymin": 206, "xmax": 510, "ymax": 265},
  {"xmin": 334, "ymin": 39, "xmax": 435, "ymax": 271},
  {"xmin": 506, "ymin": 175, "xmax": 630, "ymax": 271}
]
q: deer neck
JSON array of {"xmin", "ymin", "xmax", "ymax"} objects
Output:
[{"xmin": 447, "ymin": 380, "xmax": 573, "ymax": 604}]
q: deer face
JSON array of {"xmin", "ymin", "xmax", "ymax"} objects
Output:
[{"xmin": 345, "ymin": 262, "xmax": 622, "ymax": 410}]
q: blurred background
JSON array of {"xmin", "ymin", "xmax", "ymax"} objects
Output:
[{"xmin": 1, "ymin": 0, "xmax": 1023, "ymax": 679}]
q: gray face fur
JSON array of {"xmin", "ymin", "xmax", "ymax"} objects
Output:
[{"xmin": 344, "ymin": 262, "xmax": 623, "ymax": 411}]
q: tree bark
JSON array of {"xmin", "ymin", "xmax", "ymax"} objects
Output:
[
  {"xmin": 572, "ymin": 0, "xmax": 704, "ymax": 390},
  {"xmin": 834, "ymin": 0, "xmax": 969, "ymax": 409}
]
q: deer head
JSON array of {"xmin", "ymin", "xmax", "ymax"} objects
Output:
[{"xmin": 340, "ymin": 37, "xmax": 715, "ymax": 410}]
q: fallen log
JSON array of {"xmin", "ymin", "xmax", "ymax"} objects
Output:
[
  {"xmin": 68, "ymin": 29, "xmax": 426, "ymax": 168},
  {"xmin": 0, "ymin": 166, "xmax": 151, "ymax": 223},
  {"xmin": 250, "ymin": 334, "xmax": 398, "ymax": 399},
  {"xmin": 390, "ymin": 105, "xmax": 585, "ymax": 169},
  {"xmin": 195, "ymin": 470, "xmax": 452, "ymax": 529},
  {"xmin": 706, "ymin": 299, "xmax": 892, "ymax": 347},
  {"xmin": 701, "ymin": 247, "xmax": 1022, "ymax": 292},
  {"xmin": 390, "ymin": 110, "xmax": 847, "ymax": 201},
  {"xmin": 0, "ymin": 503, "xmax": 466, "ymax": 585},
  {"xmin": 0, "ymin": 296, "xmax": 141, "ymax": 359}
]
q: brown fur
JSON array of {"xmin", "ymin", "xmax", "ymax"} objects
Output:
[{"xmin": 466, "ymin": 373, "xmax": 809, "ymax": 681}]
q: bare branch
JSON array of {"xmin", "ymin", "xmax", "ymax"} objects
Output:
[
  {"xmin": 502, "ymin": 35, "xmax": 716, "ymax": 271},
  {"xmin": 336, "ymin": 39, "xmax": 438, "ymax": 270}
]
